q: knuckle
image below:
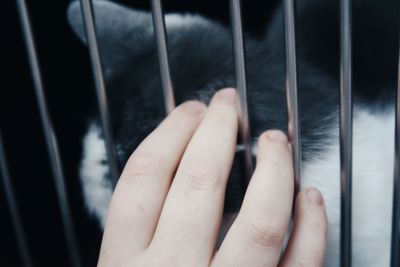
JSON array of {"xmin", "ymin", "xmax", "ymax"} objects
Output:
[
  {"xmin": 181, "ymin": 168, "xmax": 216, "ymax": 192},
  {"xmin": 245, "ymin": 219, "xmax": 287, "ymax": 248},
  {"xmin": 293, "ymin": 260, "xmax": 307, "ymax": 267},
  {"xmin": 178, "ymin": 100, "xmax": 206, "ymax": 116},
  {"xmin": 121, "ymin": 154, "xmax": 162, "ymax": 184},
  {"xmin": 139, "ymin": 255, "xmax": 177, "ymax": 267}
]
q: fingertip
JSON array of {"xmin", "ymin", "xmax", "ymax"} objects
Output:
[
  {"xmin": 179, "ymin": 100, "xmax": 207, "ymax": 116},
  {"xmin": 212, "ymin": 88, "xmax": 237, "ymax": 104},
  {"xmin": 266, "ymin": 130, "xmax": 288, "ymax": 143},
  {"xmin": 295, "ymin": 187, "xmax": 328, "ymax": 236},
  {"xmin": 297, "ymin": 187, "xmax": 325, "ymax": 207},
  {"xmin": 257, "ymin": 130, "xmax": 291, "ymax": 162},
  {"xmin": 280, "ymin": 188, "xmax": 328, "ymax": 267},
  {"xmin": 305, "ymin": 187, "xmax": 324, "ymax": 206},
  {"xmin": 258, "ymin": 130, "xmax": 289, "ymax": 147}
]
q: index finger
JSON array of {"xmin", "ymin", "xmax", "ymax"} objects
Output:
[{"xmin": 149, "ymin": 88, "xmax": 239, "ymax": 264}]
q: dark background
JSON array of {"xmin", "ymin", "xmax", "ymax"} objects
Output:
[
  {"xmin": 2, "ymin": 0, "xmax": 400, "ymax": 266},
  {"xmin": 1, "ymin": 1, "xmax": 278, "ymax": 266}
]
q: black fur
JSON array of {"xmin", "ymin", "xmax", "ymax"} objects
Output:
[{"xmin": 68, "ymin": 0, "xmax": 399, "ymax": 212}]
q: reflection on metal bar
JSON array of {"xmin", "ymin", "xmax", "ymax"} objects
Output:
[
  {"xmin": 0, "ymin": 132, "xmax": 32, "ymax": 267},
  {"xmin": 150, "ymin": 0, "xmax": 176, "ymax": 114},
  {"xmin": 15, "ymin": 1, "xmax": 81, "ymax": 266},
  {"xmin": 229, "ymin": 0, "xmax": 254, "ymax": 184},
  {"xmin": 340, "ymin": 0, "xmax": 353, "ymax": 266},
  {"xmin": 80, "ymin": 0, "xmax": 119, "ymax": 187},
  {"xmin": 391, "ymin": 34, "xmax": 400, "ymax": 267},
  {"xmin": 283, "ymin": 0, "xmax": 301, "ymax": 194}
]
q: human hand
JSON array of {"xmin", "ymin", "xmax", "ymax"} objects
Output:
[{"xmin": 97, "ymin": 88, "xmax": 327, "ymax": 267}]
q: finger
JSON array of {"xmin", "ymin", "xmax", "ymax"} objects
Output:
[
  {"xmin": 212, "ymin": 130, "xmax": 294, "ymax": 267},
  {"xmin": 98, "ymin": 101, "xmax": 206, "ymax": 264},
  {"xmin": 149, "ymin": 88, "xmax": 238, "ymax": 265},
  {"xmin": 279, "ymin": 188, "xmax": 327, "ymax": 267}
]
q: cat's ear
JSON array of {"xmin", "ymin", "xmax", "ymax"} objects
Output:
[
  {"xmin": 67, "ymin": 0, "xmax": 216, "ymax": 78},
  {"xmin": 67, "ymin": 0, "xmax": 154, "ymax": 76}
]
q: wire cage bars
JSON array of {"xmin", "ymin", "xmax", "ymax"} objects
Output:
[{"xmin": 2, "ymin": 0, "xmax": 399, "ymax": 266}]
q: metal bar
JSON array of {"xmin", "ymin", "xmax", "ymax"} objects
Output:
[
  {"xmin": 339, "ymin": 0, "xmax": 353, "ymax": 266},
  {"xmin": 391, "ymin": 32, "xmax": 400, "ymax": 267},
  {"xmin": 15, "ymin": 0, "xmax": 81, "ymax": 266},
  {"xmin": 79, "ymin": 0, "xmax": 119, "ymax": 187},
  {"xmin": 150, "ymin": 0, "xmax": 176, "ymax": 114},
  {"xmin": 283, "ymin": 0, "xmax": 302, "ymax": 194},
  {"xmin": 0, "ymin": 131, "xmax": 32, "ymax": 267},
  {"xmin": 229, "ymin": 0, "xmax": 254, "ymax": 184}
]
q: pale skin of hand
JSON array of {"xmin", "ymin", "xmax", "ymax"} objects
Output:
[{"xmin": 97, "ymin": 88, "xmax": 328, "ymax": 267}]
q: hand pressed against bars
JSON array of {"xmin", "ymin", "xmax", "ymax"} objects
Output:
[{"xmin": 97, "ymin": 88, "xmax": 328, "ymax": 267}]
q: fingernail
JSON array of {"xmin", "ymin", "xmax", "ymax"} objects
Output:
[
  {"xmin": 306, "ymin": 188, "xmax": 324, "ymax": 205},
  {"xmin": 266, "ymin": 130, "xmax": 288, "ymax": 143},
  {"xmin": 214, "ymin": 88, "xmax": 237, "ymax": 103},
  {"xmin": 180, "ymin": 101, "xmax": 206, "ymax": 115}
]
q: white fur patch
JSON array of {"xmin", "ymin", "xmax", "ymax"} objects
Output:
[
  {"xmin": 80, "ymin": 123, "xmax": 113, "ymax": 228},
  {"xmin": 235, "ymin": 143, "xmax": 257, "ymax": 154},
  {"xmin": 164, "ymin": 13, "xmax": 212, "ymax": 33},
  {"xmin": 165, "ymin": 14, "xmax": 188, "ymax": 28},
  {"xmin": 165, "ymin": 14, "xmax": 200, "ymax": 29},
  {"xmin": 302, "ymin": 107, "xmax": 394, "ymax": 267}
]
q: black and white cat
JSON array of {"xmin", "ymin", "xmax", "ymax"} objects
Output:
[{"xmin": 67, "ymin": 0, "xmax": 399, "ymax": 266}]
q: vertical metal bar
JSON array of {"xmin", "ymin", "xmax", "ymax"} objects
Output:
[
  {"xmin": 0, "ymin": 131, "xmax": 32, "ymax": 267},
  {"xmin": 229, "ymin": 0, "xmax": 254, "ymax": 184},
  {"xmin": 283, "ymin": 0, "xmax": 302, "ymax": 194},
  {"xmin": 79, "ymin": 0, "xmax": 119, "ymax": 187},
  {"xmin": 15, "ymin": 1, "xmax": 81, "ymax": 266},
  {"xmin": 391, "ymin": 34, "xmax": 400, "ymax": 267},
  {"xmin": 340, "ymin": 0, "xmax": 353, "ymax": 266},
  {"xmin": 150, "ymin": 0, "xmax": 176, "ymax": 114}
]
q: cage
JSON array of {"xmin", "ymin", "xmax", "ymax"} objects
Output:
[{"xmin": 1, "ymin": 0, "xmax": 399, "ymax": 266}]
